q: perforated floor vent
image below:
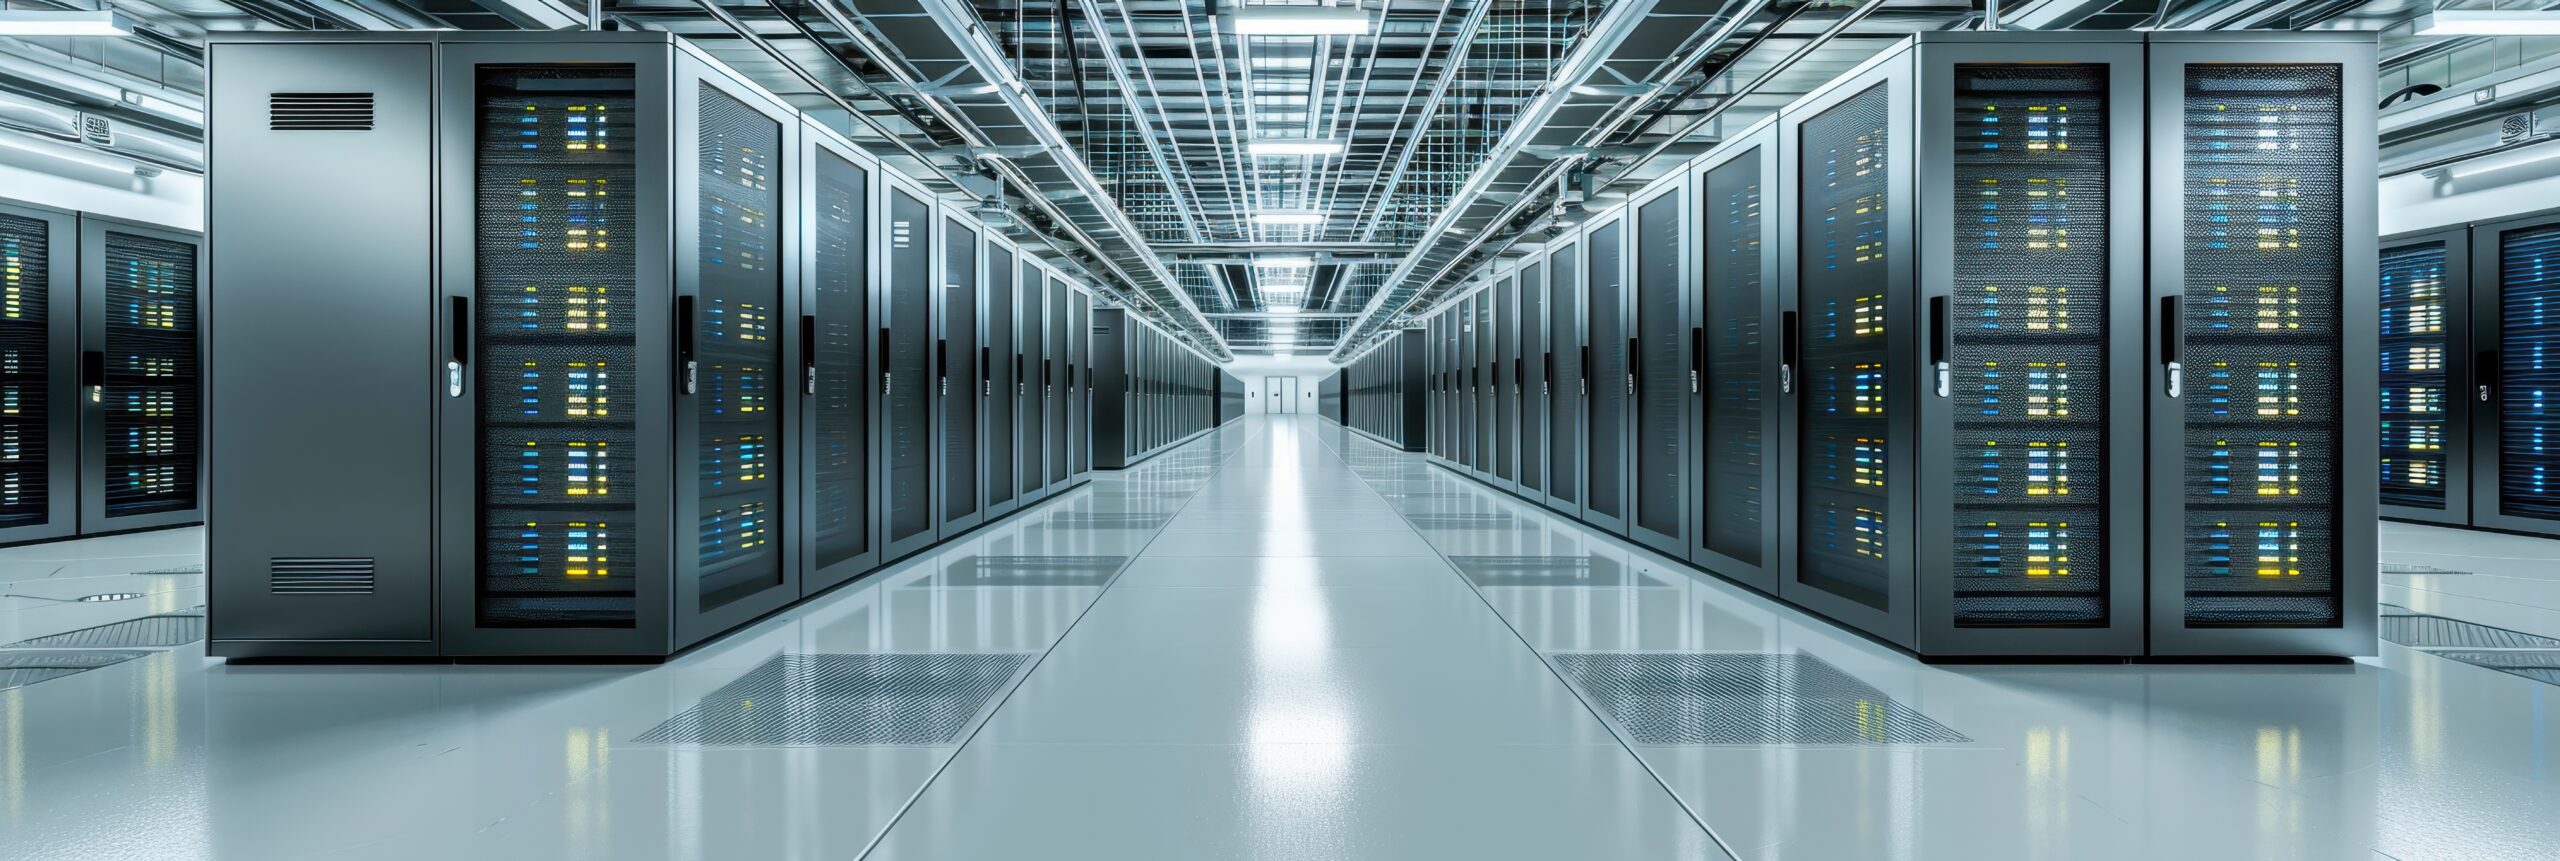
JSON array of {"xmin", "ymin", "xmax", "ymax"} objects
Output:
[
  {"xmin": 0, "ymin": 651, "xmax": 150, "ymax": 692},
  {"xmin": 1408, "ymin": 513, "xmax": 1521, "ymax": 530},
  {"xmin": 633, "ymin": 653, "xmax": 1031, "ymax": 746},
  {"xmin": 8, "ymin": 613, "xmax": 206, "ymax": 649},
  {"xmin": 911, "ymin": 555, "xmax": 1128, "ymax": 588},
  {"xmin": 1452, "ymin": 555, "xmax": 1663, "ymax": 588},
  {"xmin": 1044, "ymin": 512, "xmax": 1172, "ymax": 530},
  {"xmin": 2380, "ymin": 606, "xmax": 2560, "ymax": 650},
  {"xmin": 1550, "ymin": 652, "xmax": 1971, "ymax": 746},
  {"xmin": 2426, "ymin": 650, "xmax": 2560, "ymax": 686}
]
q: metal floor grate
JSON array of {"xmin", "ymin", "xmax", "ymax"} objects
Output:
[
  {"xmin": 1043, "ymin": 513, "xmax": 1173, "ymax": 530},
  {"xmin": 2380, "ymin": 606, "xmax": 2560, "ymax": 649},
  {"xmin": 1452, "ymin": 555, "xmax": 1664, "ymax": 588},
  {"xmin": 2425, "ymin": 650, "xmax": 2560, "ymax": 686},
  {"xmin": 1550, "ymin": 652, "xmax": 1971, "ymax": 746},
  {"xmin": 633, "ymin": 653, "xmax": 1032, "ymax": 746},
  {"xmin": 0, "ymin": 650, "xmax": 151, "ymax": 691},
  {"xmin": 908, "ymin": 555, "xmax": 1128, "ymax": 588},
  {"xmin": 8, "ymin": 613, "xmax": 206, "ymax": 649}
]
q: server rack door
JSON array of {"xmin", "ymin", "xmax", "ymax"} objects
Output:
[
  {"xmin": 1691, "ymin": 127, "xmax": 1780, "ymax": 593},
  {"xmin": 77, "ymin": 217, "xmax": 204, "ymax": 534},
  {"xmin": 674, "ymin": 71, "xmax": 797, "ymax": 645},
  {"xmin": 1632, "ymin": 181, "xmax": 1692, "ymax": 555},
  {"xmin": 1520, "ymin": 260, "xmax": 1548, "ymax": 501},
  {"xmin": 1459, "ymin": 295, "xmax": 1477, "ymax": 470},
  {"xmin": 438, "ymin": 49, "xmax": 672, "ymax": 656},
  {"xmin": 1915, "ymin": 46, "xmax": 2146, "ymax": 655},
  {"xmin": 1585, "ymin": 215, "xmax": 1631, "ymax": 533},
  {"xmin": 1476, "ymin": 286, "xmax": 1498, "ymax": 481},
  {"xmin": 1047, "ymin": 275, "xmax": 1069, "ymax": 488},
  {"xmin": 0, "ymin": 201, "xmax": 77, "ymax": 545},
  {"xmin": 2146, "ymin": 36, "xmax": 2375, "ymax": 656},
  {"xmin": 985, "ymin": 241, "xmax": 1017, "ymax": 517},
  {"xmin": 1496, "ymin": 272, "xmax": 1519, "ymax": 488},
  {"xmin": 935, "ymin": 216, "xmax": 983, "ymax": 535},
  {"xmin": 1548, "ymin": 240, "xmax": 1585, "ymax": 517},
  {"xmin": 1071, "ymin": 290, "xmax": 1091, "ymax": 479},
  {"xmin": 1780, "ymin": 65, "xmax": 1917, "ymax": 646},
  {"xmin": 2471, "ymin": 213, "xmax": 2560, "ymax": 536},
  {"xmin": 2379, "ymin": 229, "xmax": 2468, "ymax": 525},
  {"xmin": 1020, "ymin": 263, "xmax": 1047, "ymax": 501},
  {"xmin": 882, "ymin": 183, "xmax": 938, "ymax": 559},
  {"xmin": 806, "ymin": 137, "xmax": 879, "ymax": 591},
  {"xmin": 203, "ymin": 42, "xmax": 434, "ymax": 652}
]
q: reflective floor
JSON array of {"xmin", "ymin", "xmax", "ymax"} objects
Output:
[{"xmin": 1, "ymin": 415, "xmax": 2556, "ymax": 859}]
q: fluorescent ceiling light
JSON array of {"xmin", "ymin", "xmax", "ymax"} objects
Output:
[
  {"xmin": 1256, "ymin": 256, "xmax": 1317, "ymax": 268},
  {"xmin": 1270, "ymin": 306, "xmax": 1302, "ymax": 315},
  {"xmin": 1254, "ymin": 213, "xmax": 1326, "ymax": 226},
  {"xmin": 1234, "ymin": 6, "xmax": 1371, "ymax": 36},
  {"xmin": 1270, "ymin": 325, "xmax": 1298, "ymax": 334},
  {"xmin": 1248, "ymin": 140, "xmax": 1345, "ymax": 156},
  {"xmin": 2413, "ymin": 9, "xmax": 2560, "ymax": 34},
  {"xmin": 0, "ymin": 10, "xmax": 134, "ymax": 36}
]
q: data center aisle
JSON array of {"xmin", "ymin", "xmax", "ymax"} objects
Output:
[{"xmin": 861, "ymin": 415, "xmax": 1729, "ymax": 859}]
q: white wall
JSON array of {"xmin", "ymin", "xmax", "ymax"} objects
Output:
[{"xmin": 1222, "ymin": 356, "xmax": 1332, "ymax": 415}]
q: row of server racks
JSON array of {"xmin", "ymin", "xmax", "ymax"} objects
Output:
[
  {"xmin": 0, "ymin": 200, "xmax": 204, "ymax": 545},
  {"xmin": 2379, "ymin": 210, "xmax": 2560, "ymax": 538},
  {"xmin": 1089, "ymin": 307, "xmax": 1220, "ymax": 469},
  {"xmin": 203, "ymin": 33, "xmax": 1114, "ymax": 658},
  {"xmin": 1420, "ymin": 31, "xmax": 2376, "ymax": 658},
  {"xmin": 1328, "ymin": 328, "xmax": 1426, "ymax": 450},
  {"xmin": 1218, "ymin": 370, "xmax": 1247, "ymax": 425},
  {"xmin": 1318, "ymin": 373, "xmax": 1341, "ymax": 421}
]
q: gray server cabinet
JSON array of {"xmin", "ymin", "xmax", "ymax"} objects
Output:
[
  {"xmin": 983, "ymin": 235, "xmax": 1018, "ymax": 521},
  {"xmin": 1457, "ymin": 293, "xmax": 1476, "ymax": 472},
  {"xmin": 1690, "ymin": 120, "xmax": 1781, "ymax": 594},
  {"xmin": 935, "ymin": 214, "xmax": 984, "ymax": 536},
  {"xmin": 802, "ymin": 123, "xmax": 882, "ymax": 593},
  {"xmin": 1582, "ymin": 212, "xmax": 1632, "ymax": 535},
  {"xmin": 1070, "ymin": 289, "xmax": 1092, "ymax": 481},
  {"xmin": 2144, "ymin": 32, "xmax": 2375, "ymax": 657},
  {"xmin": 1089, "ymin": 307, "xmax": 1131, "ymax": 468},
  {"xmin": 1017, "ymin": 258, "xmax": 1049, "ymax": 505},
  {"xmin": 0, "ymin": 200, "xmax": 79, "ymax": 545},
  {"xmin": 1494, "ymin": 268, "xmax": 1518, "ymax": 491},
  {"xmin": 2467, "ymin": 211, "xmax": 2560, "ymax": 536},
  {"xmin": 881, "ymin": 173, "xmax": 940, "ymax": 562},
  {"xmin": 1547, "ymin": 237, "xmax": 1585, "ymax": 520},
  {"xmin": 1630, "ymin": 173, "xmax": 1692, "ymax": 557},
  {"xmin": 2377, "ymin": 228, "xmax": 2467, "ymax": 526},
  {"xmin": 1046, "ymin": 274, "xmax": 1070, "ymax": 490},
  {"xmin": 1401, "ymin": 328, "xmax": 1429, "ymax": 449},
  {"xmin": 1476, "ymin": 282, "xmax": 1498, "ymax": 483},
  {"xmin": 1518, "ymin": 254, "xmax": 1549, "ymax": 504},
  {"xmin": 79, "ymin": 215, "xmax": 205, "ymax": 536}
]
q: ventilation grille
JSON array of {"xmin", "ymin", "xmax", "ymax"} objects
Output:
[
  {"xmin": 2501, "ymin": 112, "xmax": 2556, "ymax": 145},
  {"xmin": 269, "ymin": 92, "xmax": 375, "ymax": 131},
  {"xmin": 633, "ymin": 653, "xmax": 1030, "ymax": 746},
  {"xmin": 271, "ymin": 557, "xmax": 376, "ymax": 594}
]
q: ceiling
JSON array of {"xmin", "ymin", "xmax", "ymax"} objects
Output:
[{"xmin": 0, "ymin": 0, "xmax": 2515, "ymax": 363}]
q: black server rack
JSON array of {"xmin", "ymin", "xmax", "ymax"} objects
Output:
[
  {"xmin": 1519, "ymin": 256, "xmax": 1549, "ymax": 505},
  {"xmin": 1319, "ymin": 372, "xmax": 1342, "ymax": 422},
  {"xmin": 882, "ymin": 177, "xmax": 939, "ymax": 562},
  {"xmin": 1583, "ymin": 213, "xmax": 1631, "ymax": 535},
  {"xmin": 1219, "ymin": 370, "xmax": 1246, "ymax": 424},
  {"xmin": 80, "ymin": 216, "xmax": 205, "ymax": 536},
  {"xmin": 1548, "ymin": 238, "xmax": 1585, "ymax": 519},
  {"xmin": 1019, "ymin": 259, "xmax": 1049, "ymax": 505},
  {"xmin": 936, "ymin": 215, "xmax": 984, "ymax": 536},
  {"xmin": 985, "ymin": 238, "xmax": 1018, "ymax": 520},
  {"xmin": 1495, "ymin": 269, "xmax": 1518, "ymax": 490},
  {"xmin": 1691, "ymin": 121, "xmax": 1781, "ymax": 594},
  {"xmin": 803, "ymin": 127, "xmax": 880, "ymax": 593},
  {"xmin": 2376, "ymin": 229, "xmax": 2465, "ymax": 525},
  {"xmin": 2145, "ymin": 33, "xmax": 2375, "ymax": 657},
  {"xmin": 1477, "ymin": 281, "xmax": 1498, "ymax": 484},
  {"xmin": 1630, "ymin": 177, "xmax": 1692, "ymax": 557},
  {"xmin": 1047, "ymin": 273, "xmax": 1070, "ymax": 491},
  {"xmin": 1458, "ymin": 293, "xmax": 1476, "ymax": 472},
  {"xmin": 1070, "ymin": 289, "xmax": 1092, "ymax": 481},
  {"xmin": 2466, "ymin": 213, "xmax": 2560, "ymax": 536},
  {"xmin": 0, "ymin": 200, "xmax": 77, "ymax": 546}
]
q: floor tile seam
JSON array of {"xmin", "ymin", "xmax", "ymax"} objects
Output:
[
  {"xmin": 2382, "ymin": 580, "xmax": 2560, "ymax": 615},
  {"xmin": 1314, "ymin": 426, "xmax": 1747, "ymax": 861},
  {"xmin": 851, "ymin": 423, "xmax": 1262, "ymax": 861}
]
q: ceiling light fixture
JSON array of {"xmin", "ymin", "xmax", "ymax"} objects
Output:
[
  {"xmin": 0, "ymin": 10, "xmax": 134, "ymax": 35},
  {"xmin": 1248, "ymin": 140, "xmax": 1346, "ymax": 156},
  {"xmin": 1253, "ymin": 212, "xmax": 1326, "ymax": 226},
  {"xmin": 1233, "ymin": 6, "xmax": 1371, "ymax": 36},
  {"xmin": 2412, "ymin": 9, "xmax": 2560, "ymax": 34},
  {"xmin": 1256, "ymin": 255, "xmax": 1317, "ymax": 268}
]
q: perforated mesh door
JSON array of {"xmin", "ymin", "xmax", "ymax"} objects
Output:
[
  {"xmin": 1478, "ymin": 291, "xmax": 1496, "ymax": 470},
  {"xmin": 886, "ymin": 190, "xmax": 933, "ymax": 544},
  {"xmin": 1948, "ymin": 66, "xmax": 2110, "ymax": 626},
  {"xmin": 988, "ymin": 248, "xmax": 1014, "ymax": 505},
  {"xmin": 1589, "ymin": 222, "xmax": 1627, "ymax": 518},
  {"xmin": 1459, "ymin": 295, "xmax": 1476, "ymax": 468},
  {"xmin": 693, "ymin": 85, "xmax": 784, "ymax": 610},
  {"xmin": 1796, "ymin": 83, "xmax": 1892, "ymax": 610},
  {"xmin": 2379, "ymin": 240, "xmax": 2450, "ymax": 509},
  {"xmin": 471, "ymin": 65, "xmax": 640, "ymax": 626},
  {"xmin": 1636, "ymin": 194, "xmax": 1685, "ymax": 537},
  {"xmin": 1522, "ymin": 262, "xmax": 1547, "ymax": 492},
  {"xmin": 2500, "ymin": 225, "xmax": 2560, "ymax": 522},
  {"xmin": 1497, "ymin": 277, "xmax": 1516, "ymax": 480},
  {"xmin": 98, "ymin": 230, "xmax": 199, "ymax": 519},
  {"xmin": 941, "ymin": 219, "xmax": 978, "ymax": 523},
  {"xmin": 2177, "ymin": 65, "xmax": 2344, "ymax": 627},
  {"xmin": 1047, "ymin": 276, "xmax": 1067, "ymax": 484},
  {"xmin": 1703, "ymin": 150, "xmax": 1765, "ymax": 566},
  {"xmin": 0, "ymin": 214, "xmax": 52, "ymax": 528},
  {"xmin": 1020, "ymin": 265, "xmax": 1044, "ymax": 494},
  {"xmin": 1550, "ymin": 244, "xmax": 1582, "ymax": 504},
  {"xmin": 812, "ymin": 150, "xmax": 870, "ymax": 569}
]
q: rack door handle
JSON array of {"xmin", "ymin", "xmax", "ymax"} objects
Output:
[
  {"xmin": 2160, "ymin": 296, "xmax": 2183, "ymax": 399},
  {"xmin": 879, "ymin": 328, "xmax": 893, "ymax": 396},
  {"xmin": 937, "ymin": 338, "xmax": 949, "ymax": 396},
  {"xmin": 81, "ymin": 349, "xmax": 105, "ymax": 403},
  {"xmin": 2479, "ymin": 350, "xmax": 2500, "ymax": 403},
  {"xmin": 1779, "ymin": 310, "xmax": 1800, "ymax": 395},
  {"xmin": 1690, "ymin": 326, "xmax": 1704, "ymax": 394},
  {"xmin": 802, "ymin": 315, "xmax": 819, "ymax": 396},
  {"xmin": 1627, "ymin": 337, "xmax": 1639, "ymax": 396},
  {"xmin": 1929, "ymin": 295, "xmax": 1951, "ymax": 399},
  {"xmin": 1580, "ymin": 345, "xmax": 1591, "ymax": 397},
  {"xmin": 982, "ymin": 346, "xmax": 993, "ymax": 396},
  {"xmin": 447, "ymin": 297, "xmax": 470, "ymax": 398},
  {"xmin": 676, "ymin": 295, "xmax": 698, "ymax": 395}
]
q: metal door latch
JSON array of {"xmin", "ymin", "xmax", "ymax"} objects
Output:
[
  {"xmin": 447, "ymin": 361, "xmax": 464, "ymax": 398},
  {"xmin": 2165, "ymin": 361, "xmax": 2183, "ymax": 399},
  {"xmin": 683, "ymin": 360, "xmax": 698, "ymax": 395},
  {"xmin": 1934, "ymin": 361, "xmax": 1949, "ymax": 398}
]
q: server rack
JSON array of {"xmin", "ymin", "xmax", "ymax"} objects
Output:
[
  {"xmin": 1548, "ymin": 236, "xmax": 1586, "ymax": 520},
  {"xmin": 1690, "ymin": 120, "xmax": 1781, "ymax": 594},
  {"xmin": 881, "ymin": 171, "xmax": 940, "ymax": 562},
  {"xmin": 801, "ymin": 123, "xmax": 881, "ymax": 593},
  {"xmin": 935, "ymin": 214, "xmax": 984, "ymax": 536},
  {"xmin": 2466, "ymin": 212, "xmax": 2560, "ymax": 536},
  {"xmin": 1018, "ymin": 257, "xmax": 1050, "ymax": 506},
  {"xmin": 1477, "ymin": 277, "xmax": 1499, "ymax": 484},
  {"xmin": 1519, "ymin": 251, "xmax": 1550, "ymax": 505},
  {"xmin": 1046, "ymin": 273, "xmax": 1070, "ymax": 491},
  {"xmin": 1319, "ymin": 372, "xmax": 1342, "ymax": 421},
  {"xmin": 2144, "ymin": 32, "xmax": 2374, "ymax": 657},
  {"xmin": 0, "ymin": 200, "xmax": 78, "ymax": 545},
  {"xmin": 1070, "ymin": 288, "xmax": 1092, "ymax": 482},
  {"xmin": 78, "ymin": 215, "xmax": 206, "ymax": 536},
  {"xmin": 1088, "ymin": 307, "xmax": 1211, "ymax": 468},
  {"xmin": 2376, "ymin": 228, "xmax": 2466, "ymax": 525},
  {"xmin": 1458, "ymin": 292, "xmax": 1476, "ymax": 472},
  {"xmin": 1582, "ymin": 211, "xmax": 1632, "ymax": 535},
  {"xmin": 983, "ymin": 234, "xmax": 1019, "ymax": 521},
  {"xmin": 1495, "ymin": 267, "xmax": 1519, "ymax": 491},
  {"xmin": 1629, "ymin": 173, "xmax": 1693, "ymax": 557}
]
